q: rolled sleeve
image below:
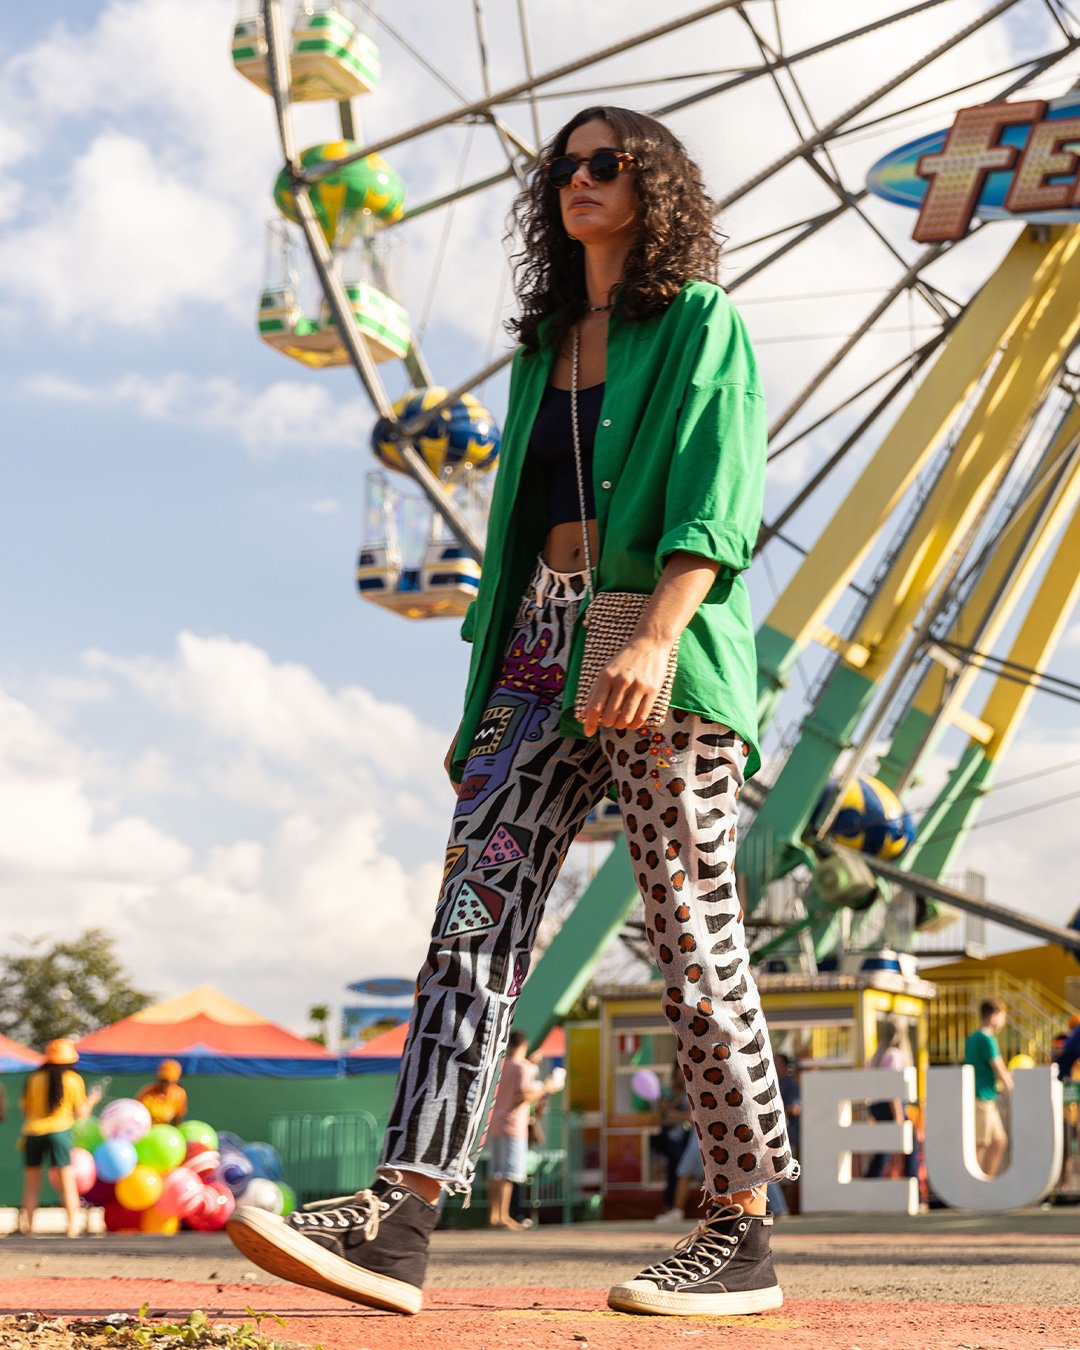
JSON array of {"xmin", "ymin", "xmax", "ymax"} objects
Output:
[{"xmin": 656, "ymin": 382, "xmax": 766, "ymax": 578}]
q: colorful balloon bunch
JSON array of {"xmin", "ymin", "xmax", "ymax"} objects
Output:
[{"xmin": 71, "ymin": 1100, "xmax": 295, "ymax": 1234}]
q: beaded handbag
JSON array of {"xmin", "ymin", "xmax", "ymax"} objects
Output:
[{"xmin": 568, "ymin": 326, "xmax": 678, "ymax": 730}]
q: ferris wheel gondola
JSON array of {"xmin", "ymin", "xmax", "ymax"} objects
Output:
[{"xmin": 233, "ymin": 2, "xmax": 380, "ymax": 102}]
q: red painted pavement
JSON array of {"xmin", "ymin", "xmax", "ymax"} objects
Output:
[{"xmin": 4, "ymin": 1277, "xmax": 1079, "ymax": 1350}]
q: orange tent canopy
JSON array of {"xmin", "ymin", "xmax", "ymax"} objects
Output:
[
  {"xmin": 75, "ymin": 985, "xmax": 337, "ymax": 1077},
  {"xmin": 0, "ymin": 1032, "xmax": 42, "ymax": 1072}
]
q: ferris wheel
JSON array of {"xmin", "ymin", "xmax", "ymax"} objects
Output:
[{"xmin": 231, "ymin": 0, "xmax": 1080, "ymax": 1001}]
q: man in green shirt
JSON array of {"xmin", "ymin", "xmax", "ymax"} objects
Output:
[{"xmin": 963, "ymin": 998, "xmax": 1013, "ymax": 1177}]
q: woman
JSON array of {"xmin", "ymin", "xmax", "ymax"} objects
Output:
[
  {"xmin": 865, "ymin": 1020, "xmax": 918, "ymax": 1181},
  {"xmin": 19, "ymin": 1039, "xmax": 101, "ymax": 1237},
  {"xmin": 229, "ymin": 105, "xmax": 797, "ymax": 1318}
]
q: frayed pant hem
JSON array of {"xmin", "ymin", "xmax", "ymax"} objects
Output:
[
  {"xmin": 711, "ymin": 1156, "xmax": 800, "ymax": 1198},
  {"xmin": 379, "ymin": 1160, "xmax": 473, "ymax": 1205}
]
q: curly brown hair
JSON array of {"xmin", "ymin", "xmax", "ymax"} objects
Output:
[{"xmin": 508, "ymin": 106, "xmax": 723, "ymax": 355}]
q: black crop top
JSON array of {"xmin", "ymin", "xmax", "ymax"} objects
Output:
[{"xmin": 526, "ymin": 383, "xmax": 605, "ymax": 528}]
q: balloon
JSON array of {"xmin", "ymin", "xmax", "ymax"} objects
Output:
[
  {"xmin": 94, "ymin": 1138, "xmax": 137, "ymax": 1183},
  {"xmin": 215, "ymin": 1150, "xmax": 254, "ymax": 1196},
  {"xmin": 70, "ymin": 1147, "xmax": 97, "ymax": 1195},
  {"xmin": 154, "ymin": 1166, "xmax": 204, "ymax": 1221},
  {"xmin": 237, "ymin": 1178, "xmax": 284, "ymax": 1214},
  {"xmin": 82, "ymin": 1178, "xmax": 115, "ymax": 1208},
  {"xmin": 216, "ymin": 1131, "xmax": 244, "ymax": 1155},
  {"xmin": 185, "ymin": 1180, "xmax": 235, "ymax": 1232},
  {"xmin": 72, "ymin": 1116, "xmax": 103, "ymax": 1153},
  {"xmin": 1008, "ymin": 1053, "xmax": 1036, "ymax": 1070},
  {"xmin": 242, "ymin": 1142, "xmax": 283, "ymax": 1181},
  {"xmin": 115, "ymin": 1164, "xmax": 164, "ymax": 1213},
  {"xmin": 103, "ymin": 1199, "xmax": 143, "ymax": 1232},
  {"xmin": 139, "ymin": 1208, "xmax": 179, "ymax": 1235},
  {"xmin": 100, "ymin": 1098, "xmax": 152, "ymax": 1143},
  {"xmin": 187, "ymin": 1149, "xmax": 220, "ymax": 1179},
  {"xmin": 180, "ymin": 1120, "xmax": 218, "ymax": 1152},
  {"xmin": 631, "ymin": 1068, "xmax": 662, "ymax": 1102},
  {"xmin": 136, "ymin": 1124, "xmax": 186, "ymax": 1173},
  {"xmin": 277, "ymin": 1182, "xmax": 296, "ymax": 1217}
]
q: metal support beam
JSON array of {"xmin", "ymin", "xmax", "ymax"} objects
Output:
[{"xmin": 867, "ymin": 858, "xmax": 1080, "ymax": 956}]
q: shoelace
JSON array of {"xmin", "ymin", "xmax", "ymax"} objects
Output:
[
  {"xmin": 642, "ymin": 1204, "xmax": 748, "ymax": 1281},
  {"xmin": 291, "ymin": 1188, "xmax": 384, "ymax": 1240}
]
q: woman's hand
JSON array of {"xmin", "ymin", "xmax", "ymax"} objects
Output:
[
  {"xmin": 579, "ymin": 552, "xmax": 720, "ymax": 738},
  {"xmin": 581, "ymin": 635, "xmax": 676, "ymax": 737}
]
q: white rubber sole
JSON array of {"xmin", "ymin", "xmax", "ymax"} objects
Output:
[
  {"xmin": 607, "ymin": 1279, "xmax": 784, "ymax": 1317},
  {"xmin": 226, "ymin": 1208, "xmax": 423, "ymax": 1315}
]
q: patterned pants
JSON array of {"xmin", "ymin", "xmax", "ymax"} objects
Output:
[{"xmin": 381, "ymin": 558, "xmax": 797, "ymax": 1198}]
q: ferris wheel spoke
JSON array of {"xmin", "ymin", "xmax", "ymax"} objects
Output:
[{"xmin": 301, "ymin": 0, "xmax": 746, "ymax": 184}]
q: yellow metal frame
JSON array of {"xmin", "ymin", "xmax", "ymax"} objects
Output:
[
  {"xmin": 850, "ymin": 228, "xmax": 1080, "ymax": 681},
  {"xmin": 764, "ymin": 226, "xmax": 1076, "ymax": 664},
  {"xmin": 881, "ymin": 404, "xmax": 1080, "ymax": 779}
]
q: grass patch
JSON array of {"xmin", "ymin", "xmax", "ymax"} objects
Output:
[{"xmin": 1, "ymin": 1307, "xmax": 315, "ymax": 1350}]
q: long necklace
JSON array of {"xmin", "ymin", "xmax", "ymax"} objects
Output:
[{"xmin": 587, "ymin": 302, "xmax": 614, "ymax": 312}]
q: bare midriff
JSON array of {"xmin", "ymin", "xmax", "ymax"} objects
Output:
[{"xmin": 542, "ymin": 518, "xmax": 599, "ymax": 574}]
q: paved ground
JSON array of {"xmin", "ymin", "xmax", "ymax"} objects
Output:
[{"xmin": 3, "ymin": 1210, "xmax": 1080, "ymax": 1350}]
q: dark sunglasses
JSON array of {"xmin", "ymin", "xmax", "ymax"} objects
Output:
[{"xmin": 544, "ymin": 148, "xmax": 640, "ymax": 189}]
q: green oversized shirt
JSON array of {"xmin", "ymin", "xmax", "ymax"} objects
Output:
[{"xmin": 452, "ymin": 280, "xmax": 766, "ymax": 782}]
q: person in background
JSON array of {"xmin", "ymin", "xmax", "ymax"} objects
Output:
[
  {"xmin": 510, "ymin": 1046, "xmax": 550, "ymax": 1227},
  {"xmin": 653, "ymin": 1060, "xmax": 692, "ymax": 1222},
  {"xmin": 487, "ymin": 1030, "xmax": 560, "ymax": 1229},
  {"xmin": 771, "ymin": 1054, "xmax": 801, "ymax": 1214},
  {"xmin": 19, "ymin": 1039, "xmax": 101, "ymax": 1237},
  {"xmin": 136, "ymin": 1059, "xmax": 188, "ymax": 1125},
  {"xmin": 964, "ymin": 998, "xmax": 1013, "ymax": 1177},
  {"xmin": 864, "ymin": 1021, "xmax": 918, "ymax": 1182},
  {"xmin": 1054, "ymin": 1017, "xmax": 1080, "ymax": 1082}
]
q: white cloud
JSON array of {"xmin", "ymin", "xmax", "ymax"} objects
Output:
[
  {"xmin": 26, "ymin": 370, "xmax": 371, "ymax": 456},
  {"xmin": 0, "ymin": 688, "xmax": 189, "ymax": 881},
  {"xmin": 0, "ymin": 633, "xmax": 454, "ymax": 1030},
  {"xmin": 0, "ymin": 133, "xmax": 250, "ymax": 330}
]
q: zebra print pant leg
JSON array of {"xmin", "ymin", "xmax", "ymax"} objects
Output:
[
  {"xmin": 380, "ymin": 560, "xmax": 608, "ymax": 1193},
  {"xmin": 603, "ymin": 711, "xmax": 800, "ymax": 1194}
]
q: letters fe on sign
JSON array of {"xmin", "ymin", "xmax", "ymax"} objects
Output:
[{"xmin": 866, "ymin": 96, "xmax": 1080, "ymax": 242}]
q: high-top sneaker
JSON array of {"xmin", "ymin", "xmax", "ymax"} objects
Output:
[
  {"xmin": 226, "ymin": 1172, "xmax": 438, "ymax": 1315},
  {"xmin": 607, "ymin": 1204, "xmax": 783, "ymax": 1316}
]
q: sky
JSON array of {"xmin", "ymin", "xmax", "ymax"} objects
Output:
[{"xmin": 1, "ymin": 0, "xmax": 1079, "ymax": 1040}]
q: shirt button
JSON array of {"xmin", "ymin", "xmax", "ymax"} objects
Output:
[
  {"xmin": 602, "ymin": 418, "xmax": 612, "ymax": 427},
  {"xmin": 601, "ymin": 480, "xmax": 612, "ymax": 490}
]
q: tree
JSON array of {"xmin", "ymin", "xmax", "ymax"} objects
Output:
[
  {"xmin": 307, "ymin": 1003, "xmax": 331, "ymax": 1047},
  {"xmin": 0, "ymin": 927, "xmax": 153, "ymax": 1048}
]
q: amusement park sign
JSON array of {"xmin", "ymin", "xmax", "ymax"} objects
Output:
[{"xmin": 867, "ymin": 96, "xmax": 1080, "ymax": 241}]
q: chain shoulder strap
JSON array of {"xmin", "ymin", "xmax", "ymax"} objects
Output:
[{"xmin": 570, "ymin": 324, "xmax": 595, "ymax": 603}]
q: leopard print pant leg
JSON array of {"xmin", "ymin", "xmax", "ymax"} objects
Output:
[{"xmin": 603, "ymin": 711, "xmax": 799, "ymax": 1194}]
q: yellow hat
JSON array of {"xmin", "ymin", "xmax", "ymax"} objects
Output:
[
  {"xmin": 44, "ymin": 1038, "xmax": 78, "ymax": 1065},
  {"xmin": 157, "ymin": 1058, "xmax": 182, "ymax": 1082}
]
